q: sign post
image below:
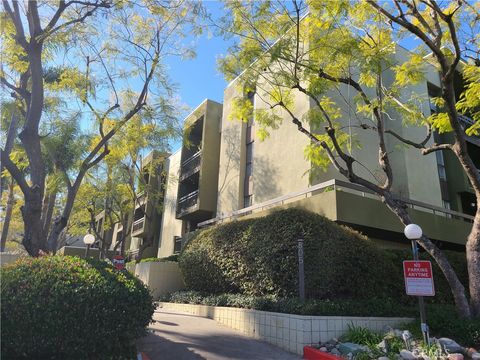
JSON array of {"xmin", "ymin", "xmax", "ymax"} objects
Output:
[
  {"xmin": 113, "ymin": 255, "xmax": 125, "ymax": 271},
  {"xmin": 297, "ymin": 239, "xmax": 305, "ymax": 301},
  {"xmin": 403, "ymin": 224, "xmax": 433, "ymax": 345}
]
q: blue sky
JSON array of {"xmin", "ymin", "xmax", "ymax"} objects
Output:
[
  {"xmin": 166, "ymin": 2, "xmax": 230, "ymax": 112},
  {"xmin": 163, "ymin": 1, "xmax": 231, "ymax": 151}
]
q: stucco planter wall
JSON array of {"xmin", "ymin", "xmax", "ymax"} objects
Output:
[
  {"xmin": 135, "ymin": 262, "xmax": 185, "ymax": 298},
  {"xmin": 0, "ymin": 253, "xmax": 23, "ymax": 267},
  {"xmin": 159, "ymin": 302, "xmax": 413, "ymax": 355}
]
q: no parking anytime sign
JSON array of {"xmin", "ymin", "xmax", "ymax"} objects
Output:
[{"xmin": 403, "ymin": 260, "xmax": 435, "ymax": 296}]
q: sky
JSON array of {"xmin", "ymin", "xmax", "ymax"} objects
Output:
[{"xmin": 163, "ymin": 1, "xmax": 232, "ymax": 152}]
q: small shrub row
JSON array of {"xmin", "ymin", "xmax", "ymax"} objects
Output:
[
  {"xmin": 161, "ymin": 291, "xmax": 416, "ymax": 317},
  {"xmin": 1, "ymin": 256, "xmax": 156, "ymax": 359},
  {"xmin": 139, "ymin": 254, "xmax": 179, "ymax": 263}
]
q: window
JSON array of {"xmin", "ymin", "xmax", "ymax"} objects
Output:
[
  {"xmin": 435, "ymin": 151, "xmax": 447, "ymax": 180},
  {"xmin": 243, "ymin": 90, "xmax": 255, "ymax": 208},
  {"xmin": 173, "ymin": 236, "xmax": 182, "ymax": 254}
]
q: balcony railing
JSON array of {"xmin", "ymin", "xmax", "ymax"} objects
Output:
[
  {"xmin": 198, "ymin": 179, "xmax": 474, "ymax": 228},
  {"xmin": 132, "ymin": 217, "xmax": 145, "ymax": 234},
  {"xmin": 459, "ymin": 113, "xmax": 475, "ymax": 127},
  {"xmin": 180, "ymin": 150, "xmax": 202, "ymax": 177},
  {"xmin": 177, "ymin": 190, "xmax": 199, "ymax": 215}
]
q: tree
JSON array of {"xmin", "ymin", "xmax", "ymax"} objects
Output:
[
  {"xmin": 216, "ymin": 0, "xmax": 479, "ymax": 317},
  {"xmin": 364, "ymin": 0, "xmax": 480, "ymax": 317},
  {"xmin": 0, "ymin": 0, "xmax": 201, "ymax": 255}
]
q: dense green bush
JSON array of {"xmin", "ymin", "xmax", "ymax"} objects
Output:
[
  {"xmin": 404, "ymin": 304, "xmax": 480, "ymax": 346},
  {"xmin": 161, "ymin": 290, "xmax": 416, "ymax": 317},
  {"xmin": 179, "ymin": 208, "xmax": 469, "ymax": 305},
  {"xmin": 384, "ymin": 249, "xmax": 469, "ymax": 305},
  {"xmin": 1, "ymin": 256, "xmax": 155, "ymax": 359},
  {"xmin": 179, "ymin": 208, "xmax": 404, "ymax": 300}
]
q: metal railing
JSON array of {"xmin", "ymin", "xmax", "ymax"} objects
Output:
[
  {"xmin": 132, "ymin": 217, "xmax": 145, "ymax": 233},
  {"xmin": 180, "ymin": 150, "xmax": 202, "ymax": 176},
  {"xmin": 177, "ymin": 189, "xmax": 199, "ymax": 215},
  {"xmin": 198, "ymin": 179, "xmax": 474, "ymax": 228},
  {"xmin": 459, "ymin": 113, "xmax": 474, "ymax": 127}
]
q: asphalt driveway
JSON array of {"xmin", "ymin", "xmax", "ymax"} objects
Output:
[{"xmin": 137, "ymin": 308, "xmax": 301, "ymax": 360}]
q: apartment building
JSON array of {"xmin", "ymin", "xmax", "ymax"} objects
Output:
[
  {"xmin": 84, "ymin": 48, "xmax": 476, "ymax": 260},
  {"xmin": 156, "ymin": 48, "xmax": 475, "ymax": 256}
]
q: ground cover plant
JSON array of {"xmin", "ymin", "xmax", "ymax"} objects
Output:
[{"xmin": 1, "ymin": 256, "xmax": 155, "ymax": 359}]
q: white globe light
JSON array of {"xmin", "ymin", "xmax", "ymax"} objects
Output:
[
  {"xmin": 83, "ymin": 234, "xmax": 95, "ymax": 245},
  {"xmin": 404, "ymin": 224, "xmax": 423, "ymax": 240}
]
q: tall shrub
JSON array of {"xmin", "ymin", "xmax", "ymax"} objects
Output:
[
  {"xmin": 179, "ymin": 208, "xmax": 403, "ymax": 299},
  {"xmin": 1, "ymin": 256, "xmax": 155, "ymax": 359}
]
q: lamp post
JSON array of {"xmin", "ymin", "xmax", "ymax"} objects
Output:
[
  {"xmin": 83, "ymin": 233, "xmax": 95, "ymax": 258},
  {"xmin": 404, "ymin": 224, "xmax": 430, "ymax": 345}
]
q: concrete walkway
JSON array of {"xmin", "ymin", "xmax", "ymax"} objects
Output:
[{"xmin": 137, "ymin": 308, "xmax": 301, "ymax": 360}]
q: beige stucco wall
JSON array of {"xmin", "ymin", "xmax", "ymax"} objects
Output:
[
  {"xmin": 199, "ymin": 100, "xmax": 223, "ymax": 213},
  {"xmin": 157, "ymin": 150, "xmax": 183, "ymax": 258},
  {"xmin": 217, "ymin": 80, "xmax": 311, "ymax": 215},
  {"xmin": 217, "ymin": 84, "xmax": 244, "ymax": 215},
  {"xmin": 135, "ymin": 261, "xmax": 185, "ymax": 299},
  {"xmin": 390, "ymin": 46, "xmax": 443, "ymax": 206},
  {"xmin": 252, "ymin": 85, "xmax": 311, "ymax": 203},
  {"xmin": 217, "ymin": 44, "xmax": 445, "ymax": 218},
  {"xmin": 0, "ymin": 252, "xmax": 23, "ymax": 267}
]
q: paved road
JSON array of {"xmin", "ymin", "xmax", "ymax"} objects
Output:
[{"xmin": 137, "ymin": 308, "xmax": 301, "ymax": 360}]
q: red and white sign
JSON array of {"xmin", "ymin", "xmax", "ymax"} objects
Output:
[
  {"xmin": 403, "ymin": 260, "xmax": 435, "ymax": 296},
  {"xmin": 113, "ymin": 255, "xmax": 125, "ymax": 271}
]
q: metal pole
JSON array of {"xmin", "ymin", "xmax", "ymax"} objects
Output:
[
  {"xmin": 85, "ymin": 244, "xmax": 90, "ymax": 259},
  {"xmin": 298, "ymin": 239, "xmax": 305, "ymax": 301},
  {"xmin": 411, "ymin": 239, "xmax": 430, "ymax": 345}
]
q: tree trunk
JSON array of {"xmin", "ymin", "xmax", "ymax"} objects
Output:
[
  {"xmin": 382, "ymin": 193, "xmax": 472, "ymax": 318},
  {"xmin": 21, "ymin": 188, "xmax": 45, "ymax": 256},
  {"xmin": 1, "ymin": 180, "xmax": 15, "ymax": 252},
  {"xmin": 467, "ymin": 208, "xmax": 480, "ymax": 316},
  {"xmin": 46, "ymin": 179, "xmax": 82, "ymax": 252},
  {"xmin": 42, "ymin": 191, "xmax": 57, "ymax": 239}
]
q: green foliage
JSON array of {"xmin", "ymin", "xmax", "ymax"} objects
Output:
[
  {"xmin": 139, "ymin": 254, "xmax": 179, "ymax": 263},
  {"xmin": 424, "ymin": 304, "xmax": 480, "ymax": 346},
  {"xmin": 341, "ymin": 324, "xmax": 382, "ymax": 346},
  {"xmin": 162, "ymin": 291, "xmax": 416, "ymax": 317},
  {"xmin": 1, "ymin": 256, "xmax": 155, "ymax": 359},
  {"xmin": 179, "ymin": 208, "xmax": 403, "ymax": 300},
  {"xmin": 383, "ymin": 249, "xmax": 469, "ymax": 305},
  {"xmin": 419, "ymin": 342, "xmax": 443, "ymax": 359}
]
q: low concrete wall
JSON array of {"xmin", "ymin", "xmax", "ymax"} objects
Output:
[
  {"xmin": 159, "ymin": 302, "xmax": 413, "ymax": 355},
  {"xmin": 135, "ymin": 262, "xmax": 185, "ymax": 299},
  {"xmin": 0, "ymin": 253, "xmax": 23, "ymax": 267},
  {"xmin": 57, "ymin": 246, "xmax": 115, "ymax": 259}
]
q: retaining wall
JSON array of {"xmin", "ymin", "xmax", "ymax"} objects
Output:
[{"xmin": 159, "ymin": 302, "xmax": 413, "ymax": 355}]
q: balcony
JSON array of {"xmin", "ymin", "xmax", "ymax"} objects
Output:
[
  {"xmin": 131, "ymin": 217, "xmax": 145, "ymax": 237},
  {"xmin": 459, "ymin": 113, "xmax": 474, "ymax": 127},
  {"xmin": 180, "ymin": 150, "xmax": 202, "ymax": 180},
  {"xmin": 176, "ymin": 190, "xmax": 199, "ymax": 216}
]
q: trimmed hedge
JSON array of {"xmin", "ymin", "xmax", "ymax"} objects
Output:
[
  {"xmin": 179, "ymin": 208, "xmax": 403, "ymax": 300},
  {"xmin": 139, "ymin": 254, "xmax": 179, "ymax": 263},
  {"xmin": 179, "ymin": 208, "xmax": 468, "ymax": 305},
  {"xmin": 1, "ymin": 256, "xmax": 155, "ymax": 359},
  {"xmin": 162, "ymin": 290, "xmax": 416, "ymax": 317}
]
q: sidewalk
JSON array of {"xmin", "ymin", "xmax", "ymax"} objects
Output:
[{"xmin": 137, "ymin": 308, "xmax": 301, "ymax": 360}]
